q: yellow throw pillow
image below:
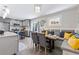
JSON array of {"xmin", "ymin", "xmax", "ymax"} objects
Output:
[
  {"xmin": 64, "ymin": 32, "xmax": 72, "ymax": 40},
  {"xmin": 68, "ymin": 35, "xmax": 79, "ymax": 49}
]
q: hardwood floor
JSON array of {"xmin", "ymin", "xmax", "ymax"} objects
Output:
[{"xmin": 17, "ymin": 37, "xmax": 62, "ymax": 55}]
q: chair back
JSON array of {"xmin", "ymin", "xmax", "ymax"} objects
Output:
[
  {"xmin": 54, "ymin": 30, "xmax": 60, "ymax": 36},
  {"xmin": 37, "ymin": 33, "xmax": 47, "ymax": 47},
  {"xmin": 31, "ymin": 32, "xmax": 39, "ymax": 44}
]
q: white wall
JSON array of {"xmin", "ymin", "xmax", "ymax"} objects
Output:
[{"xmin": 31, "ymin": 5, "xmax": 79, "ymax": 31}]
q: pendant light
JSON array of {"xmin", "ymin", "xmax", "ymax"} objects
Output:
[
  {"xmin": 2, "ymin": 5, "xmax": 10, "ymax": 19},
  {"xmin": 34, "ymin": 4, "xmax": 41, "ymax": 13}
]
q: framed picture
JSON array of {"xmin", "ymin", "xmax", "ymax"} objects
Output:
[{"xmin": 49, "ymin": 17, "xmax": 61, "ymax": 26}]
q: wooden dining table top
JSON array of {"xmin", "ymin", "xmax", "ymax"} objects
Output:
[
  {"xmin": 36, "ymin": 32, "xmax": 64, "ymax": 40},
  {"xmin": 45, "ymin": 34, "xmax": 64, "ymax": 41}
]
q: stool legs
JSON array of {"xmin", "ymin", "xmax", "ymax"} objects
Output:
[
  {"xmin": 33, "ymin": 43, "xmax": 35, "ymax": 53},
  {"xmin": 38, "ymin": 45, "xmax": 41, "ymax": 54},
  {"xmin": 45, "ymin": 47, "xmax": 47, "ymax": 55}
]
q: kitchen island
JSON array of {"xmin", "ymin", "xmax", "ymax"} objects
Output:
[{"xmin": 0, "ymin": 32, "xmax": 19, "ymax": 55}]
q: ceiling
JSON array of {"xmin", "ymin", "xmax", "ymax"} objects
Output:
[{"xmin": 0, "ymin": 4, "xmax": 78, "ymax": 20}]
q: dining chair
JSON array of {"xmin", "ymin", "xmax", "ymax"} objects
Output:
[
  {"xmin": 31, "ymin": 32, "xmax": 39, "ymax": 52},
  {"xmin": 54, "ymin": 30, "xmax": 64, "ymax": 48},
  {"xmin": 54, "ymin": 30, "xmax": 60, "ymax": 36},
  {"xmin": 37, "ymin": 33, "xmax": 50, "ymax": 55}
]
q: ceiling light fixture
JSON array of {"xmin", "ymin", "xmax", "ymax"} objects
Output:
[
  {"xmin": 0, "ymin": 5, "xmax": 10, "ymax": 19},
  {"xmin": 2, "ymin": 5, "xmax": 10, "ymax": 19},
  {"xmin": 34, "ymin": 4, "xmax": 41, "ymax": 13}
]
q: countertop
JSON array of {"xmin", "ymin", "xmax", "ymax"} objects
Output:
[{"xmin": 0, "ymin": 32, "xmax": 18, "ymax": 37}]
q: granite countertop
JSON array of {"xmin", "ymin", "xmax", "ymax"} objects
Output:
[
  {"xmin": 0, "ymin": 32, "xmax": 18, "ymax": 37},
  {"xmin": 61, "ymin": 40, "xmax": 79, "ymax": 54}
]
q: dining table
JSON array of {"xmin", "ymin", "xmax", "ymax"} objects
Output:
[
  {"xmin": 45, "ymin": 34, "xmax": 64, "ymax": 52},
  {"xmin": 45, "ymin": 35, "xmax": 64, "ymax": 40}
]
